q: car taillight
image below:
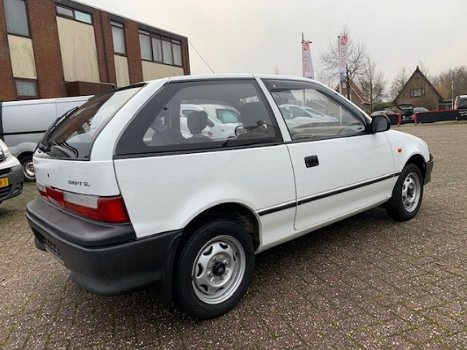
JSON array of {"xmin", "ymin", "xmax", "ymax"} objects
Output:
[{"xmin": 36, "ymin": 182, "xmax": 130, "ymax": 223}]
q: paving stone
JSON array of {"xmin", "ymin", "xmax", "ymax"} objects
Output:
[{"xmin": 0, "ymin": 123, "xmax": 466, "ymax": 349}]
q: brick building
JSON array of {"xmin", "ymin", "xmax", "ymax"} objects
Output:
[
  {"xmin": 0, "ymin": 0, "xmax": 190, "ymax": 101},
  {"xmin": 394, "ymin": 66, "xmax": 443, "ymax": 111},
  {"xmin": 336, "ymin": 79, "xmax": 371, "ymax": 114}
]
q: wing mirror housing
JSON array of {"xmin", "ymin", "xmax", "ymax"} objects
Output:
[
  {"xmin": 235, "ymin": 125, "xmax": 246, "ymax": 136},
  {"xmin": 371, "ymin": 115, "xmax": 391, "ymax": 133}
]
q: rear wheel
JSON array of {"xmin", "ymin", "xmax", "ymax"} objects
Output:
[
  {"xmin": 174, "ymin": 220, "xmax": 254, "ymax": 319},
  {"xmin": 19, "ymin": 154, "xmax": 35, "ymax": 182},
  {"xmin": 386, "ymin": 164, "xmax": 423, "ymax": 221}
]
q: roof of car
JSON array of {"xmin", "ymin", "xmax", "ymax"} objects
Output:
[{"xmin": 145, "ymin": 74, "xmax": 322, "ymax": 85}]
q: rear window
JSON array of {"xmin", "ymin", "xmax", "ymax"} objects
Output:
[{"xmin": 39, "ymin": 86, "xmax": 142, "ymax": 160}]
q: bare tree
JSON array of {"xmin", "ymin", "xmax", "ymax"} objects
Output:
[
  {"xmin": 389, "ymin": 67, "xmax": 408, "ymax": 102},
  {"xmin": 320, "ymin": 27, "xmax": 369, "ymax": 91},
  {"xmin": 359, "ymin": 57, "xmax": 385, "ymax": 112},
  {"xmin": 433, "ymin": 66, "xmax": 467, "ymax": 100}
]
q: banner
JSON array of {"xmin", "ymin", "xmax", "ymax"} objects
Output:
[
  {"xmin": 302, "ymin": 40, "xmax": 315, "ymax": 79},
  {"xmin": 338, "ymin": 35, "xmax": 348, "ymax": 82}
]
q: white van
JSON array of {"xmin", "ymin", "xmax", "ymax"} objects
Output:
[
  {"xmin": 0, "ymin": 96, "xmax": 90, "ymax": 181},
  {"xmin": 26, "ymin": 75, "xmax": 433, "ymax": 319}
]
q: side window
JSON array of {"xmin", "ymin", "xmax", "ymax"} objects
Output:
[
  {"xmin": 116, "ymin": 80, "xmax": 281, "ymax": 155},
  {"xmin": 264, "ymin": 80, "xmax": 366, "ymax": 141}
]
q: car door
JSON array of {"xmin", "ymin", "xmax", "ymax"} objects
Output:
[{"xmin": 263, "ymin": 79, "xmax": 395, "ymax": 231}]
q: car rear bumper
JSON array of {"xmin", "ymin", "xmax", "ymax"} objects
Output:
[
  {"xmin": 0, "ymin": 165, "xmax": 23, "ymax": 202},
  {"xmin": 26, "ymin": 198, "xmax": 182, "ymax": 297}
]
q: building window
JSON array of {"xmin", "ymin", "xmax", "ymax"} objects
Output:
[
  {"xmin": 139, "ymin": 30, "xmax": 183, "ymax": 67},
  {"xmin": 15, "ymin": 79, "xmax": 38, "ymax": 98},
  {"xmin": 152, "ymin": 37, "xmax": 162, "ymax": 62},
  {"xmin": 173, "ymin": 41, "xmax": 182, "ymax": 66},
  {"xmin": 139, "ymin": 31, "xmax": 152, "ymax": 61},
  {"xmin": 162, "ymin": 40, "xmax": 172, "ymax": 64},
  {"xmin": 3, "ymin": 0, "xmax": 29, "ymax": 37},
  {"xmin": 410, "ymin": 88, "xmax": 425, "ymax": 97},
  {"xmin": 111, "ymin": 21, "xmax": 126, "ymax": 55},
  {"xmin": 56, "ymin": 5, "xmax": 92, "ymax": 24}
]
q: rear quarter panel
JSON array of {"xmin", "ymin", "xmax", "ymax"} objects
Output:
[{"xmin": 113, "ymin": 145, "xmax": 296, "ymax": 239}]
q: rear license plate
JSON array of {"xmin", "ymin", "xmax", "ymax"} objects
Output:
[{"xmin": 0, "ymin": 177, "xmax": 9, "ymax": 188}]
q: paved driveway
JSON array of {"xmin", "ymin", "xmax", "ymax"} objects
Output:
[{"xmin": 0, "ymin": 123, "xmax": 466, "ymax": 349}]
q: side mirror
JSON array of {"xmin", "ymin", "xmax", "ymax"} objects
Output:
[
  {"xmin": 207, "ymin": 119, "xmax": 215, "ymax": 128},
  {"xmin": 371, "ymin": 115, "xmax": 390, "ymax": 133},
  {"xmin": 235, "ymin": 125, "xmax": 247, "ymax": 136}
]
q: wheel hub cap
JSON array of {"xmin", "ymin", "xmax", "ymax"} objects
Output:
[
  {"xmin": 401, "ymin": 172, "xmax": 421, "ymax": 212},
  {"xmin": 191, "ymin": 235, "xmax": 246, "ymax": 305}
]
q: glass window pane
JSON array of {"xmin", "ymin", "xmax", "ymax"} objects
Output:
[
  {"xmin": 75, "ymin": 10, "xmax": 92, "ymax": 24},
  {"xmin": 139, "ymin": 34, "xmax": 152, "ymax": 60},
  {"xmin": 151, "ymin": 37, "xmax": 162, "ymax": 62},
  {"xmin": 116, "ymin": 81, "xmax": 281, "ymax": 156},
  {"xmin": 56, "ymin": 5, "xmax": 73, "ymax": 17},
  {"xmin": 112, "ymin": 24, "xmax": 126, "ymax": 54},
  {"xmin": 162, "ymin": 40, "xmax": 173, "ymax": 64},
  {"xmin": 173, "ymin": 43, "xmax": 182, "ymax": 66},
  {"xmin": 16, "ymin": 80, "xmax": 37, "ymax": 97},
  {"xmin": 4, "ymin": 0, "xmax": 29, "ymax": 36},
  {"xmin": 266, "ymin": 81, "xmax": 365, "ymax": 140},
  {"xmin": 42, "ymin": 87, "xmax": 142, "ymax": 160}
]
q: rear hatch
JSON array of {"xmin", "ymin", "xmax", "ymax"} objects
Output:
[{"xmin": 34, "ymin": 86, "xmax": 142, "ymax": 223}]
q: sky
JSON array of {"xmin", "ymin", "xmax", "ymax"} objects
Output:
[{"xmin": 80, "ymin": 0, "xmax": 467, "ymax": 89}]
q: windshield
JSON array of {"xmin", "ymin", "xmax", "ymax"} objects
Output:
[
  {"xmin": 458, "ymin": 97, "xmax": 467, "ymax": 109},
  {"xmin": 39, "ymin": 86, "xmax": 142, "ymax": 160}
]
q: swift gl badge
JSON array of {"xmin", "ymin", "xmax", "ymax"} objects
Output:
[{"xmin": 68, "ymin": 180, "xmax": 91, "ymax": 187}]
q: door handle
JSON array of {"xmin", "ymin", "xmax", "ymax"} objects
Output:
[{"xmin": 304, "ymin": 155, "xmax": 319, "ymax": 168}]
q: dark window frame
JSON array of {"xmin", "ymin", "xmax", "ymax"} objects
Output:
[
  {"xmin": 3, "ymin": 0, "xmax": 31, "ymax": 38},
  {"xmin": 111, "ymin": 20, "xmax": 126, "ymax": 56},
  {"xmin": 138, "ymin": 30, "xmax": 183, "ymax": 67},
  {"xmin": 55, "ymin": 4, "xmax": 93, "ymax": 25},
  {"xmin": 15, "ymin": 78, "xmax": 39, "ymax": 99},
  {"xmin": 263, "ymin": 79, "xmax": 370, "ymax": 143},
  {"xmin": 115, "ymin": 79, "xmax": 283, "ymax": 157}
]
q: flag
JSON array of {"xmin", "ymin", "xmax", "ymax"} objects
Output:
[
  {"xmin": 338, "ymin": 35, "xmax": 348, "ymax": 82},
  {"xmin": 302, "ymin": 40, "xmax": 315, "ymax": 79}
]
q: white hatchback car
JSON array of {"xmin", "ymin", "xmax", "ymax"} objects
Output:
[
  {"xmin": 27, "ymin": 75, "xmax": 434, "ymax": 319},
  {"xmin": 0, "ymin": 139, "xmax": 23, "ymax": 205}
]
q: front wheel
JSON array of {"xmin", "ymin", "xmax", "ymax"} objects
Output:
[
  {"xmin": 174, "ymin": 220, "xmax": 255, "ymax": 319},
  {"xmin": 19, "ymin": 155, "xmax": 35, "ymax": 182},
  {"xmin": 386, "ymin": 164, "xmax": 424, "ymax": 221}
]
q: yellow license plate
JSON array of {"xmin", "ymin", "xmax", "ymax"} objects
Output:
[{"xmin": 0, "ymin": 177, "xmax": 9, "ymax": 188}]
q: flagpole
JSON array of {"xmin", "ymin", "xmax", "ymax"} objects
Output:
[
  {"xmin": 338, "ymin": 35, "xmax": 342, "ymax": 95},
  {"xmin": 302, "ymin": 32, "xmax": 306, "ymax": 103}
]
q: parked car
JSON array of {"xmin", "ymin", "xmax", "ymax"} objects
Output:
[
  {"xmin": 454, "ymin": 95, "xmax": 467, "ymax": 117},
  {"xmin": 280, "ymin": 104, "xmax": 338, "ymax": 123},
  {"xmin": 0, "ymin": 96, "xmax": 90, "ymax": 181},
  {"xmin": 179, "ymin": 103, "xmax": 241, "ymax": 139},
  {"xmin": 26, "ymin": 75, "xmax": 434, "ymax": 319},
  {"xmin": 370, "ymin": 110, "xmax": 398, "ymax": 117},
  {"xmin": 398, "ymin": 104, "xmax": 416, "ymax": 124},
  {"xmin": 413, "ymin": 107, "xmax": 429, "ymax": 114},
  {"xmin": 0, "ymin": 138, "xmax": 23, "ymax": 206}
]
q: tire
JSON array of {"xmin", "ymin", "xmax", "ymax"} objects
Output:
[
  {"xmin": 174, "ymin": 219, "xmax": 255, "ymax": 320},
  {"xmin": 19, "ymin": 155, "xmax": 35, "ymax": 182},
  {"xmin": 386, "ymin": 163, "xmax": 424, "ymax": 221}
]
